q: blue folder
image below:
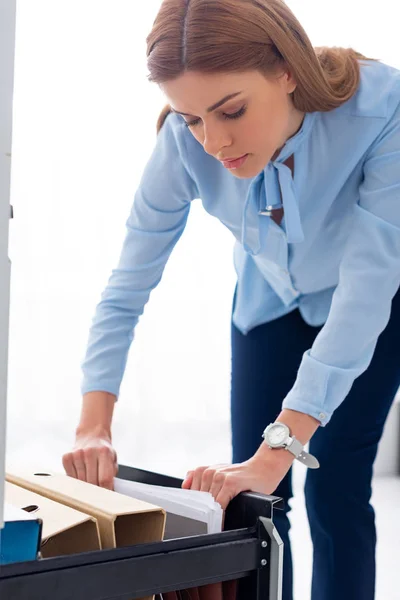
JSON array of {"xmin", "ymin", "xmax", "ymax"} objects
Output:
[{"xmin": 0, "ymin": 503, "xmax": 42, "ymax": 565}]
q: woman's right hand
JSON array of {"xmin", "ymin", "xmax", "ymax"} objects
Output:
[{"xmin": 62, "ymin": 431, "xmax": 118, "ymax": 490}]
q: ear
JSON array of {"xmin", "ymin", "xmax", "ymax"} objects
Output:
[{"xmin": 280, "ymin": 67, "xmax": 297, "ymax": 94}]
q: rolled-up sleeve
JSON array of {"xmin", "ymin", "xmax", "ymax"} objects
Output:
[
  {"xmin": 282, "ymin": 101, "xmax": 400, "ymax": 425},
  {"xmin": 81, "ymin": 115, "xmax": 198, "ymax": 398}
]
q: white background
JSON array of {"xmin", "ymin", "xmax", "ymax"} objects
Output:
[{"xmin": 4, "ymin": 2, "xmax": 400, "ymax": 597}]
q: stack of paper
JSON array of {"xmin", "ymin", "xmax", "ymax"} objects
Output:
[{"xmin": 114, "ymin": 478, "xmax": 223, "ymax": 539}]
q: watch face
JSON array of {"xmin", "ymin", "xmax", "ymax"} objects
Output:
[{"xmin": 267, "ymin": 423, "xmax": 289, "ymax": 447}]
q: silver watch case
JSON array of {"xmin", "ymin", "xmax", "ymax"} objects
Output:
[{"xmin": 262, "ymin": 422, "xmax": 320, "ymax": 469}]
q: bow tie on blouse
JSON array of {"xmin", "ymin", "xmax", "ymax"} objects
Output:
[{"xmin": 241, "ymin": 111, "xmax": 316, "ymax": 256}]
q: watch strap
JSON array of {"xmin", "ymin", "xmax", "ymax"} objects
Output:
[
  {"xmin": 287, "ymin": 437, "xmax": 320, "ymax": 469},
  {"xmin": 296, "ymin": 450, "xmax": 320, "ymax": 469}
]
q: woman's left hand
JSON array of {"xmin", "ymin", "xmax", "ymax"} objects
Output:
[{"xmin": 182, "ymin": 450, "xmax": 294, "ymax": 510}]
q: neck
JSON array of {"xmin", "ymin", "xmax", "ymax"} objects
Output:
[
  {"xmin": 290, "ymin": 108, "xmax": 306, "ymax": 138},
  {"xmin": 272, "ymin": 108, "xmax": 305, "ymax": 162}
]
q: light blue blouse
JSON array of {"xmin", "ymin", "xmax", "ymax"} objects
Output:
[{"xmin": 81, "ymin": 59, "xmax": 400, "ymax": 426}]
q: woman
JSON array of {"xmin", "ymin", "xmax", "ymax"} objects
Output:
[{"xmin": 62, "ymin": 1, "xmax": 400, "ymax": 599}]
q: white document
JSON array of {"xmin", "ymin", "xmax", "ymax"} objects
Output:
[{"xmin": 114, "ymin": 478, "xmax": 223, "ymax": 539}]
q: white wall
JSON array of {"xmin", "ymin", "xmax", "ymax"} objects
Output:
[
  {"xmin": 5, "ymin": 1, "xmax": 400, "ymax": 481},
  {"xmin": 6, "ymin": 0, "xmax": 236, "ymax": 477},
  {"xmin": 0, "ymin": 0, "xmax": 16, "ymax": 527}
]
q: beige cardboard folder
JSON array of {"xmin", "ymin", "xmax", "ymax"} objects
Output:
[
  {"xmin": 6, "ymin": 470, "xmax": 166, "ymax": 551},
  {"xmin": 5, "ymin": 481, "xmax": 101, "ymax": 558}
]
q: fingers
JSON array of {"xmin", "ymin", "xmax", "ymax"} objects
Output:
[
  {"xmin": 197, "ymin": 470, "xmax": 234, "ymax": 510},
  {"xmin": 84, "ymin": 448, "xmax": 99, "ymax": 486},
  {"xmin": 215, "ymin": 476, "xmax": 237, "ymax": 511},
  {"xmin": 190, "ymin": 466, "xmax": 209, "ymax": 491},
  {"xmin": 72, "ymin": 449, "xmax": 87, "ymax": 482},
  {"xmin": 62, "ymin": 452, "xmax": 78, "ymax": 479},
  {"xmin": 98, "ymin": 446, "xmax": 117, "ymax": 490},
  {"xmin": 200, "ymin": 468, "xmax": 216, "ymax": 492},
  {"xmin": 186, "ymin": 464, "xmax": 230, "ymax": 492},
  {"xmin": 209, "ymin": 472, "xmax": 225, "ymax": 502},
  {"xmin": 62, "ymin": 438, "xmax": 117, "ymax": 490},
  {"xmin": 184, "ymin": 464, "xmax": 241, "ymax": 510},
  {"xmin": 182, "ymin": 470, "xmax": 194, "ymax": 489}
]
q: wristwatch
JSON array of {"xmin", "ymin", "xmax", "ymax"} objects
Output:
[{"xmin": 262, "ymin": 422, "xmax": 320, "ymax": 469}]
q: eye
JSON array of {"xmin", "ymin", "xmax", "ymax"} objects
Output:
[
  {"xmin": 184, "ymin": 117, "xmax": 201, "ymax": 128},
  {"xmin": 184, "ymin": 105, "xmax": 247, "ymax": 128},
  {"xmin": 223, "ymin": 106, "xmax": 247, "ymax": 121}
]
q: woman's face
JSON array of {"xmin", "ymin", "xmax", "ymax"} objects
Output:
[{"xmin": 161, "ymin": 69, "xmax": 304, "ymax": 179}]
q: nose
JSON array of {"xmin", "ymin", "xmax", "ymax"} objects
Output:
[{"xmin": 202, "ymin": 122, "xmax": 232, "ymax": 158}]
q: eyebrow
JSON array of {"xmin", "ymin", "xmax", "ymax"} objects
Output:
[{"xmin": 172, "ymin": 91, "xmax": 243, "ymax": 117}]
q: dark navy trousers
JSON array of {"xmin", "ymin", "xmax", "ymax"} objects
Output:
[{"xmin": 231, "ymin": 287, "xmax": 400, "ymax": 600}]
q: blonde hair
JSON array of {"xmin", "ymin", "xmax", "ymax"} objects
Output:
[{"xmin": 146, "ymin": 0, "xmax": 378, "ymax": 134}]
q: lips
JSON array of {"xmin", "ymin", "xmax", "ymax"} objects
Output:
[{"xmin": 220, "ymin": 154, "xmax": 249, "ymax": 170}]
